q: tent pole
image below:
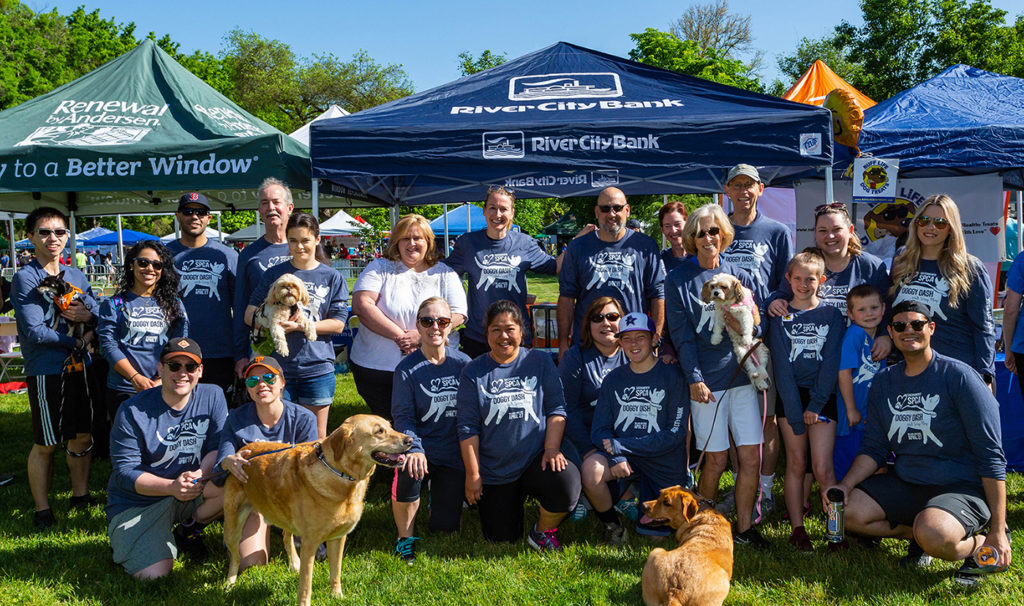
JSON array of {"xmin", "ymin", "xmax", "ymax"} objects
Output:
[
  {"xmin": 466, "ymin": 203, "xmax": 471, "ymax": 234},
  {"xmin": 443, "ymin": 203, "xmax": 449, "ymax": 255},
  {"xmin": 825, "ymin": 167, "xmax": 835, "ymax": 205},
  {"xmin": 217, "ymin": 212, "xmax": 224, "ymax": 243},
  {"xmin": 390, "ymin": 206, "xmax": 399, "ymax": 231},
  {"xmin": 9, "ymin": 218, "xmax": 16, "ymax": 274},
  {"xmin": 70, "ymin": 211, "xmax": 77, "ymax": 263},
  {"xmin": 256, "ymin": 211, "xmax": 262, "ymax": 240},
  {"xmin": 1017, "ymin": 191, "xmax": 1023, "ymax": 255},
  {"xmin": 312, "ymin": 179, "xmax": 320, "ymax": 218},
  {"xmin": 174, "ymin": 216, "xmax": 180, "ymax": 240},
  {"xmin": 116, "ymin": 215, "xmax": 124, "ymax": 266},
  {"xmin": 662, "ymin": 195, "xmax": 667, "ymax": 248}
]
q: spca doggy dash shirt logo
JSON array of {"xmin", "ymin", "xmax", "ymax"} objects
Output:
[
  {"xmin": 783, "ymin": 322, "xmax": 830, "ymax": 362},
  {"xmin": 180, "ymin": 259, "xmax": 227, "ymax": 300},
  {"xmin": 151, "ymin": 417, "xmax": 211, "ymax": 469},
  {"xmin": 585, "ymin": 251, "xmax": 637, "ymax": 293},
  {"xmin": 479, "ymin": 376, "xmax": 540, "ymax": 426},
  {"xmin": 892, "ymin": 272, "xmax": 950, "ymax": 321},
  {"xmin": 613, "ymin": 386, "xmax": 667, "ymax": 433},
  {"xmin": 474, "ymin": 253, "xmax": 523, "ymax": 292},
  {"xmin": 887, "ymin": 392, "xmax": 943, "ymax": 446},
  {"xmin": 419, "ymin": 375, "xmax": 460, "ymax": 423}
]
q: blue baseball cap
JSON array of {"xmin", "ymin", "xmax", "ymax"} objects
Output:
[{"xmin": 615, "ymin": 312, "xmax": 655, "ymax": 337}]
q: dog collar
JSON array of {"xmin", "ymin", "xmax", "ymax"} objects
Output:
[{"xmin": 315, "ymin": 442, "xmax": 358, "ymax": 482}]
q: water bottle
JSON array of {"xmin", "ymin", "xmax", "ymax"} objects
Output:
[{"xmin": 826, "ymin": 488, "xmax": 845, "ymax": 543}]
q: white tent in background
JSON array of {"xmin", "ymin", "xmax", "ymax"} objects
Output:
[
  {"xmin": 226, "ymin": 224, "xmax": 265, "ymax": 242},
  {"xmin": 289, "ymin": 104, "xmax": 350, "ymax": 147},
  {"xmin": 160, "ymin": 227, "xmax": 230, "ymax": 243},
  {"xmin": 319, "ymin": 209, "xmax": 362, "ymax": 236}
]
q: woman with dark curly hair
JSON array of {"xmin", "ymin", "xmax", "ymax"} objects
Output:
[{"xmin": 97, "ymin": 240, "xmax": 188, "ymax": 417}]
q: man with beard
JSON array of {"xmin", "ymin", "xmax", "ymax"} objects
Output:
[
  {"xmin": 557, "ymin": 187, "xmax": 664, "ymax": 361},
  {"xmin": 166, "ymin": 193, "xmax": 238, "ymax": 393}
]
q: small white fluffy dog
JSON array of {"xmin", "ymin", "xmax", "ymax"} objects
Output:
[
  {"xmin": 254, "ymin": 274, "xmax": 318, "ymax": 357},
  {"xmin": 701, "ymin": 274, "xmax": 770, "ymax": 391}
]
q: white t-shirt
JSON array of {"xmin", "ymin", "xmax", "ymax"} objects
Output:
[{"xmin": 350, "ymin": 258, "xmax": 468, "ymax": 371}]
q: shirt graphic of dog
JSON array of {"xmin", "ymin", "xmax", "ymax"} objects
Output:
[
  {"xmin": 151, "ymin": 417, "xmax": 211, "ymax": 468},
  {"xmin": 892, "ymin": 272, "xmax": 950, "ymax": 322},
  {"xmin": 614, "ymin": 386, "xmax": 664, "ymax": 433},
  {"xmin": 419, "ymin": 376, "xmax": 459, "ymax": 423},
  {"xmin": 688, "ymin": 291, "xmax": 716, "ymax": 334},
  {"xmin": 474, "ymin": 253, "xmax": 522, "ymax": 292},
  {"xmin": 584, "ymin": 251, "xmax": 637, "ymax": 293},
  {"xmin": 123, "ymin": 306, "xmax": 170, "ymax": 347},
  {"xmin": 887, "ymin": 392, "xmax": 943, "ymax": 446},
  {"xmin": 180, "ymin": 260, "xmax": 226, "ymax": 300},
  {"xmin": 785, "ymin": 324, "xmax": 830, "ymax": 362},
  {"xmin": 480, "ymin": 376, "xmax": 541, "ymax": 426}
]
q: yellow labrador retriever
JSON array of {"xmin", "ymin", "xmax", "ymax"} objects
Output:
[{"xmin": 223, "ymin": 414, "xmax": 412, "ymax": 606}]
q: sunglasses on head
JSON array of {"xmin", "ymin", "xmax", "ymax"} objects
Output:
[
  {"xmin": 245, "ymin": 373, "xmax": 278, "ymax": 388},
  {"xmin": 166, "ymin": 361, "xmax": 199, "ymax": 373},
  {"xmin": 915, "ymin": 216, "xmax": 950, "ymax": 229},
  {"xmin": 179, "ymin": 207, "xmax": 210, "ymax": 217},
  {"xmin": 890, "ymin": 320, "xmax": 929, "ymax": 332},
  {"xmin": 37, "ymin": 228, "xmax": 69, "ymax": 237},
  {"xmin": 418, "ymin": 317, "xmax": 452, "ymax": 329},
  {"xmin": 814, "ymin": 202, "xmax": 848, "ymax": 216},
  {"xmin": 590, "ymin": 311, "xmax": 622, "ymax": 323},
  {"xmin": 696, "ymin": 226, "xmax": 721, "ymax": 239},
  {"xmin": 598, "ymin": 204, "xmax": 626, "ymax": 213},
  {"xmin": 134, "ymin": 257, "xmax": 163, "ymax": 270}
]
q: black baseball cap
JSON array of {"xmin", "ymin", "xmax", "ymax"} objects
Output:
[
  {"xmin": 891, "ymin": 300, "xmax": 932, "ymax": 322},
  {"xmin": 161, "ymin": 337, "xmax": 203, "ymax": 364},
  {"xmin": 178, "ymin": 192, "xmax": 210, "ymax": 210},
  {"xmin": 245, "ymin": 355, "xmax": 283, "ymax": 377}
]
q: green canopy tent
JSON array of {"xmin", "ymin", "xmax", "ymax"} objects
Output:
[
  {"xmin": 0, "ymin": 39, "xmax": 372, "ymax": 218},
  {"xmin": 539, "ymin": 213, "xmax": 584, "ymax": 237}
]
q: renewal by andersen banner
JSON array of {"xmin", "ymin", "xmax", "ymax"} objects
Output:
[{"xmin": 0, "ymin": 39, "xmax": 310, "ymax": 195}]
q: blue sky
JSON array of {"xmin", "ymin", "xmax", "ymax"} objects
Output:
[{"xmin": 36, "ymin": 0, "xmax": 1024, "ymax": 94}]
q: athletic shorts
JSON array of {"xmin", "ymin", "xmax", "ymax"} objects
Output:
[
  {"xmin": 282, "ymin": 372, "xmax": 335, "ymax": 407},
  {"xmin": 857, "ymin": 472, "xmax": 991, "ymax": 538},
  {"xmin": 107, "ymin": 495, "xmax": 202, "ymax": 575},
  {"xmin": 28, "ymin": 373, "xmax": 93, "ymax": 447},
  {"xmin": 391, "ymin": 462, "xmax": 465, "ymax": 532},
  {"xmin": 691, "ymin": 383, "xmax": 761, "ymax": 452}
]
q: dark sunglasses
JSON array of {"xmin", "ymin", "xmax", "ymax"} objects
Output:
[
  {"xmin": 133, "ymin": 258, "xmax": 164, "ymax": 270},
  {"xmin": 696, "ymin": 226, "xmax": 721, "ymax": 239},
  {"xmin": 245, "ymin": 373, "xmax": 278, "ymax": 388},
  {"xmin": 166, "ymin": 361, "xmax": 199, "ymax": 373},
  {"xmin": 418, "ymin": 317, "xmax": 452, "ymax": 329},
  {"xmin": 590, "ymin": 312, "xmax": 622, "ymax": 323},
  {"xmin": 598, "ymin": 204, "xmax": 626, "ymax": 213},
  {"xmin": 890, "ymin": 320, "xmax": 929, "ymax": 332},
  {"xmin": 815, "ymin": 202, "xmax": 848, "ymax": 216},
  {"xmin": 915, "ymin": 216, "xmax": 950, "ymax": 229},
  {"xmin": 37, "ymin": 228, "xmax": 69, "ymax": 237},
  {"xmin": 179, "ymin": 208, "xmax": 210, "ymax": 217}
]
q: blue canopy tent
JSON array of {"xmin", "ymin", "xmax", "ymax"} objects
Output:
[
  {"xmin": 429, "ymin": 203, "xmax": 520, "ymax": 237},
  {"xmin": 87, "ymin": 229, "xmax": 160, "ymax": 245},
  {"xmin": 311, "ymin": 42, "xmax": 834, "ymax": 205}
]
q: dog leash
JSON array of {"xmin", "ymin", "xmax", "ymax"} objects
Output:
[{"xmin": 195, "ymin": 444, "xmax": 297, "ymax": 485}]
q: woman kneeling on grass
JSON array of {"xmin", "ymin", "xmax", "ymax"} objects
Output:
[
  {"xmin": 389, "ymin": 297, "xmax": 472, "ymax": 563},
  {"xmin": 457, "ymin": 300, "xmax": 581, "ymax": 551},
  {"xmin": 769, "ymin": 250, "xmax": 846, "ymax": 552},
  {"xmin": 582, "ymin": 312, "xmax": 688, "ymax": 544}
]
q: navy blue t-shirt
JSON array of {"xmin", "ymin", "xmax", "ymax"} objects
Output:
[
  {"xmin": 97, "ymin": 293, "xmax": 188, "ymax": 393},
  {"xmin": 721, "ymin": 212, "xmax": 793, "ymax": 303},
  {"xmin": 216, "ymin": 399, "xmax": 317, "ymax": 467},
  {"xmin": 166, "ymin": 239, "xmax": 238, "ymax": 359}
]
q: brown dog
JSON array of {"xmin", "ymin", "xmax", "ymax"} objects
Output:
[
  {"xmin": 641, "ymin": 486, "xmax": 733, "ymax": 606},
  {"xmin": 223, "ymin": 414, "xmax": 412, "ymax": 606}
]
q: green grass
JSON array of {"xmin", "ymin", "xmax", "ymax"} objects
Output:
[{"xmin": 2, "ymin": 375, "xmax": 1023, "ymax": 605}]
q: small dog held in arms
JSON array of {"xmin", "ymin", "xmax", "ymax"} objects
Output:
[
  {"xmin": 701, "ymin": 274, "xmax": 770, "ymax": 391},
  {"xmin": 35, "ymin": 271, "xmax": 88, "ymax": 339},
  {"xmin": 641, "ymin": 486, "xmax": 733, "ymax": 606},
  {"xmin": 252, "ymin": 274, "xmax": 318, "ymax": 357},
  {"xmin": 223, "ymin": 414, "xmax": 413, "ymax": 606}
]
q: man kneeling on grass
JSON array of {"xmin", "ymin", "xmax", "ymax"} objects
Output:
[
  {"xmin": 106, "ymin": 338, "xmax": 227, "ymax": 579},
  {"xmin": 828, "ymin": 301, "xmax": 1010, "ymax": 586}
]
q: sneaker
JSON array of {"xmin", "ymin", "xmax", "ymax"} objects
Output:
[
  {"xmin": 527, "ymin": 525, "xmax": 563, "ymax": 553},
  {"xmin": 752, "ymin": 493, "xmax": 775, "ymax": 524},
  {"xmin": 69, "ymin": 493, "xmax": 96, "ymax": 510},
  {"xmin": 614, "ymin": 497, "xmax": 639, "ymax": 523},
  {"xmin": 33, "ymin": 509, "xmax": 56, "ymax": 532},
  {"xmin": 734, "ymin": 526, "xmax": 770, "ymax": 550},
  {"xmin": 570, "ymin": 494, "xmax": 591, "ymax": 522},
  {"xmin": 172, "ymin": 521, "xmax": 209, "ymax": 561},
  {"xmin": 602, "ymin": 522, "xmax": 628, "ymax": 546},
  {"xmin": 315, "ymin": 542, "xmax": 328, "ymax": 562},
  {"xmin": 715, "ymin": 490, "xmax": 736, "ymax": 515},
  {"xmin": 954, "ymin": 545, "xmax": 1005, "ymax": 587},
  {"xmin": 0, "ymin": 472, "xmax": 13, "ymax": 486},
  {"xmin": 393, "ymin": 536, "xmax": 419, "ymax": 564},
  {"xmin": 897, "ymin": 540, "xmax": 933, "ymax": 569},
  {"xmin": 788, "ymin": 526, "xmax": 814, "ymax": 553}
]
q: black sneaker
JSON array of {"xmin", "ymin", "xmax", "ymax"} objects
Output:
[
  {"xmin": 172, "ymin": 521, "xmax": 209, "ymax": 561},
  {"xmin": 293, "ymin": 536, "xmax": 329, "ymax": 561},
  {"xmin": 33, "ymin": 509, "xmax": 56, "ymax": 532},
  {"xmin": 734, "ymin": 526, "xmax": 770, "ymax": 550},
  {"xmin": 394, "ymin": 536, "xmax": 419, "ymax": 564},
  {"xmin": 954, "ymin": 542, "xmax": 1007, "ymax": 587},
  {"xmin": 898, "ymin": 540, "xmax": 933, "ymax": 569},
  {"xmin": 69, "ymin": 493, "xmax": 96, "ymax": 510}
]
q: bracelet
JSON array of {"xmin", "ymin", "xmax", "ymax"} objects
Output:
[{"xmin": 129, "ymin": 372, "xmax": 140, "ymax": 382}]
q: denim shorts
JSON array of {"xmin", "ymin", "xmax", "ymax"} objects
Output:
[{"xmin": 282, "ymin": 372, "xmax": 335, "ymax": 407}]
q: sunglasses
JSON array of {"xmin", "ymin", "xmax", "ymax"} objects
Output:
[
  {"xmin": 133, "ymin": 257, "xmax": 164, "ymax": 270},
  {"xmin": 37, "ymin": 228, "xmax": 69, "ymax": 237},
  {"xmin": 890, "ymin": 320, "xmax": 929, "ymax": 332},
  {"xmin": 696, "ymin": 226, "xmax": 721, "ymax": 239},
  {"xmin": 598, "ymin": 204, "xmax": 626, "ymax": 213},
  {"xmin": 590, "ymin": 312, "xmax": 622, "ymax": 323},
  {"xmin": 245, "ymin": 372, "xmax": 278, "ymax": 388},
  {"xmin": 179, "ymin": 208, "xmax": 210, "ymax": 217},
  {"xmin": 914, "ymin": 216, "xmax": 950, "ymax": 229},
  {"xmin": 418, "ymin": 317, "xmax": 452, "ymax": 329},
  {"xmin": 166, "ymin": 361, "xmax": 199, "ymax": 373},
  {"xmin": 814, "ymin": 202, "xmax": 848, "ymax": 216}
]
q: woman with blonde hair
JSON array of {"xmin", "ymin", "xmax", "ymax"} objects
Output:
[
  {"xmin": 889, "ymin": 194, "xmax": 996, "ymax": 381},
  {"xmin": 351, "ymin": 214, "xmax": 468, "ymax": 418}
]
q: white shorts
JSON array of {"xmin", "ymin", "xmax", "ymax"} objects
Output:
[{"xmin": 691, "ymin": 383, "xmax": 763, "ymax": 453}]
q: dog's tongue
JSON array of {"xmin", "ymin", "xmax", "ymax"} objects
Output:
[{"xmin": 639, "ymin": 514, "xmax": 655, "ymax": 525}]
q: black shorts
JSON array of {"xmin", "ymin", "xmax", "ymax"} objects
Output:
[
  {"xmin": 857, "ymin": 471, "xmax": 991, "ymax": 538},
  {"xmin": 778, "ymin": 386, "xmax": 838, "ymax": 422},
  {"xmin": 391, "ymin": 462, "xmax": 465, "ymax": 532},
  {"xmin": 477, "ymin": 451, "xmax": 581, "ymax": 543},
  {"xmin": 28, "ymin": 372, "xmax": 94, "ymax": 447}
]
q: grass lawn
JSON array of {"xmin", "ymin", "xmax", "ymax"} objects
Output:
[{"xmin": 0, "ymin": 372, "xmax": 1022, "ymax": 605}]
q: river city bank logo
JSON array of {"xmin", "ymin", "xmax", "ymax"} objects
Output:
[
  {"xmin": 483, "ymin": 132, "xmax": 525, "ymax": 159},
  {"xmin": 509, "ymin": 73, "xmax": 623, "ymax": 101}
]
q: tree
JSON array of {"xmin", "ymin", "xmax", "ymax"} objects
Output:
[
  {"xmin": 629, "ymin": 28, "xmax": 763, "ymax": 91},
  {"xmin": 457, "ymin": 50, "xmax": 506, "ymax": 76},
  {"xmin": 671, "ymin": 0, "xmax": 762, "ymax": 72}
]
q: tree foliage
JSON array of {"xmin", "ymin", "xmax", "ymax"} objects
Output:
[
  {"xmin": 671, "ymin": 0, "xmax": 762, "ymax": 73},
  {"xmin": 628, "ymin": 28, "xmax": 763, "ymax": 92},
  {"xmin": 457, "ymin": 50, "xmax": 507, "ymax": 76}
]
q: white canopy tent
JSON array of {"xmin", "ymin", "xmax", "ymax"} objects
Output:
[
  {"xmin": 289, "ymin": 105, "xmax": 350, "ymax": 147},
  {"xmin": 319, "ymin": 209, "xmax": 362, "ymax": 236}
]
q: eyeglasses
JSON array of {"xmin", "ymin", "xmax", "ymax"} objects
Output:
[
  {"xmin": 179, "ymin": 208, "xmax": 210, "ymax": 217},
  {"xmin": 590, "ymin": 312, "xmax": 622, "ymax": 323},
  {"xmin": 245, "ymin": 373, "xmax": 278, "ymax": 388},
  {"xmin": 598, "ymin": 204, "xmax": 626, "ymax": 213},
  {"xmin": 133, "ymin": 258, "xmax": 164, "ymax": 270},
  {"xmin": 418, "ymin": 317, "xmax": 452, "ymax": 329},
  {"xmin": 915, "ymin": 216, "xmax": 950, "ymax": 229},
  {"xmin": 696, "ymin": 226, "xmax": 721, "ymax": 239},
  {"xmin": 166, "ymin": 361, "xmax": 199, "ymax": 373},
  {"xmin": 814, "ymin": 202, "xmax": 848, "ymax": 216},
  {"xmin": 37, "ymin": 228, "xmax": 69, "ymax": 237},
  {"xmin": 890, "ymin": 320, "xmax": 929, "ymax": 332}
]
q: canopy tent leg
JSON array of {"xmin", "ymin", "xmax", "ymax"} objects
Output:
[
  {"xmin": 312, "ymin": 179, "xmax": 320, "ymax": 218},
  {"xmin": 116, "ymin": 215, "xmax": 124, "ymax": 266},
  {"xmin": 825, "ymin": 168, "xmax": 835, "ymax": 205},
  {"xmin": 255, "ymin": 211, "xmax": 262, "ymax": 239},
  {"xmin": 443, "ymin": 203, "xmax": 449, "ymax": 255},
  {"xmin": 70, "ymin": 211, "xmax": 77, "ymax": 263},
  {"xmin": 390, "ymin": 206, "xmax": 399, "ymax": 231},
  {"xmin": 217, "ymin": 213, "xmax": 224, "ymax": 243},
  {"xmin": 9, "ymin": 218, "xmax": 16, "ymax": 274}
]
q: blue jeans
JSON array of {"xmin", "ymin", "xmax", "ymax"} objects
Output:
[{"xmin": 282, "ymin": 372, "xmax": 335, "ymax": 407}]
